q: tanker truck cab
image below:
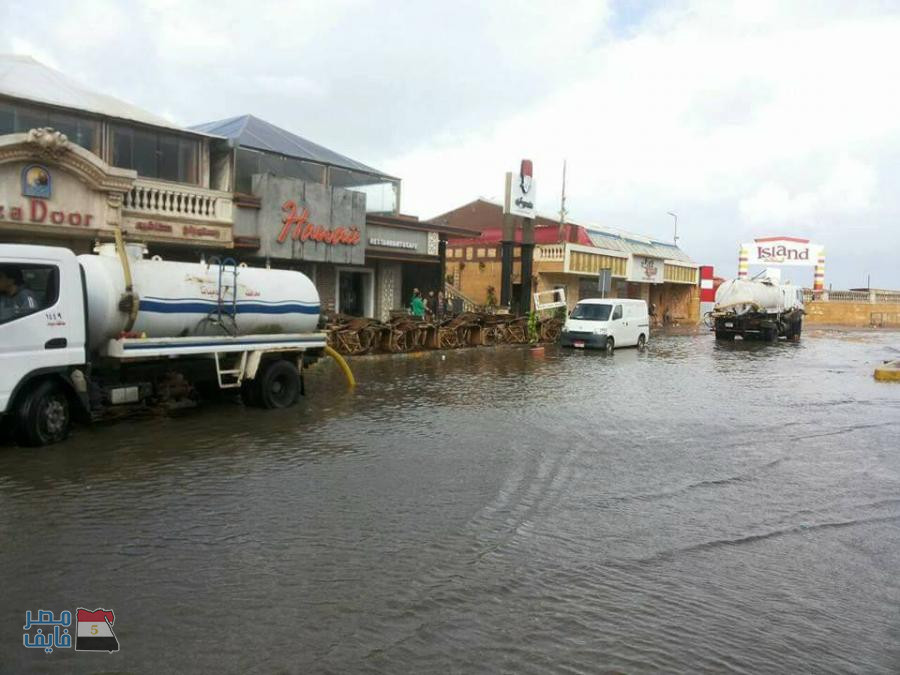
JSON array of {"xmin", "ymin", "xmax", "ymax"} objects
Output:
[
  {"xmin": 0, "ymin": 245, "xmax": 89, "ymax": 445},
  {"xmin": 560, "ymin": 298, "xmax": 649, "ymax": 352},
  {"xmin": 1, "ymin": 242, "xmax": 330, "ymax": 447}
]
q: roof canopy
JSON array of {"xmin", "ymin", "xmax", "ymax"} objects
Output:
[
  {"xmin": 191, "ymin": 114, "xmax": 394, "ymax": 179},
  {"xmin": 0, "ymin": 54, "xmax": 206, "ymax": 135}
]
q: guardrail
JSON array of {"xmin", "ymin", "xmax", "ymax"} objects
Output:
[{"xmin": 802, "ymin": 289, "xmax": 900, "ymax": 304}]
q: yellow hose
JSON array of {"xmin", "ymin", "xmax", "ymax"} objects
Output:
[{"xmin": 324, "ymin": 345, "xmax": 356, "ymax": 388}]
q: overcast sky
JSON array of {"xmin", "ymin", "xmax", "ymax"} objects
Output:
[{"xmin": 3, "ymin": 0, "xmax": 899, "ymax": 288}]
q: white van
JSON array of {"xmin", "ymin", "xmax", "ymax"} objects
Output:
[{"xmin": 559, "ymin": 298, "xmax": 650, "ymax": 352}]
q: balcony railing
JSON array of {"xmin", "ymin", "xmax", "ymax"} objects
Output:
[
  {"xmin": 535, "ymin": 244, "xmax": 565, "ymax": 261},
  {"xmin": 123, "ymin": 178, "xmax": 234, "ymax": 223}
]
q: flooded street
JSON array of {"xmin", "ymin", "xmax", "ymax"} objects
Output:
[{"xmin": 2, "ymin": 329, "xmax": 899, "ymax": 674}]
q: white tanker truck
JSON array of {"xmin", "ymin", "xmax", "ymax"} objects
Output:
[
  {"xmin": 709, "ymin": 272, "xmax": 805, "ymax": 342},
  {"xmin": 0, "ymin": 241, "xmax": 331, "ymax": 446}
]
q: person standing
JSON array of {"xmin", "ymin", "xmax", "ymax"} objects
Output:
[
  {"xmin": 410, "ymin": 289, "xmax": 425, "ymax": 318},
  {"xmin": 435, "ymin": 291, "xmax": 446, "ymax": 320}
]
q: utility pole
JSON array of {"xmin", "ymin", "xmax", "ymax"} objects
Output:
[
  {"xmin": 558, "ymin": 159, "xmax": 568, "ymax": 239},
  {"xmin": 667, "ymin": 211, "xmax": 678, "ymax": 246}
]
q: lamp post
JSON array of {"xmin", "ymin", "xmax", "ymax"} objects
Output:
[{"xmin": 667, "ymin": 211, "xmax": 678, "ymax": 246}]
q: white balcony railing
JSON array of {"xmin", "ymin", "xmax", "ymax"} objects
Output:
[
  {"xmin": 123, "ymin": 178, "xmax": 234, "ymax": 223},
  {"xmin": 535, "ymin": 244, "xmax": 565, "ymax": 261}
]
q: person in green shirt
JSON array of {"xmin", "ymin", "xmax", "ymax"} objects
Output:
[{"xmin": 410, "ymin": 288, "xmax": 426, "ymax": 318}]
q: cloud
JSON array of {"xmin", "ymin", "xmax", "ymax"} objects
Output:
[{"xmin": 2, "ymin": 0, "xmax": 899, "ymax": 287}]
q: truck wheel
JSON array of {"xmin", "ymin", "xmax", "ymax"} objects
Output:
[
  {"xmin": 637, "ymin": 334, "xmax": 647, "ymax": 350},
  {"xmin": 16, "ymin": 380, "xmax": 70, "ymax": 447},
  {"xmin": 763, "ymin": 327, "xmax": 777, "ymax": 342},
  {"xmin": 792, "ymin": 320, "xmax": 802, "ymax": 341},
  {"xmin": 605, "ymin": 337, "xmax": 615, "ymax": 354},
  {"xmin": 258, "ymin": 360, "xmax": 301, "ymax": 409},
  {"xmin": 715, "ymin": 329, "xmax": 733, "ymax": 341}
]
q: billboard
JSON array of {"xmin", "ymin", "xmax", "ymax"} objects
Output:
[{"xmin": 741, "ymin": 237, "xmax": 822, "ymax": 267}]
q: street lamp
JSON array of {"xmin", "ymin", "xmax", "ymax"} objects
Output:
[{"xmin": 667, "ymin": 211, "xmax": 678, "ymax": 246}]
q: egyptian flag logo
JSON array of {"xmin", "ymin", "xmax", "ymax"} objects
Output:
[
  {"xmin": 75, "ymin": 608, "xmax": 119, "ymax": 652},
  {"xmin": 519, "ymin": 159, "xmax": 533, "ymax": 194}
]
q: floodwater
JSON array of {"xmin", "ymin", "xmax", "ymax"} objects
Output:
[{"xmin": 2, "ymin": 329, "xmax": 899, "ymax": 674}]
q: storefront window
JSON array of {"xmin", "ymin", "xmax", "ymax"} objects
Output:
[
  {"xmin": 0, "ymin": 99, "xmax": 99, "ymax": 153},
  {"xmin": 111, "ymin": 125, "xmax": 199, "ymax": 184}
]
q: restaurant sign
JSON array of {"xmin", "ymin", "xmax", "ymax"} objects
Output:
[
  {"xmin": 252, "ymin": 175, "xmax": 366, "ymax": 264},
  {"xmin": 0, "ymin": 162, "xmax": 104, "ymax": 233},
  {"xmin": 629, "ymin": 255, "xmax": 664, "ymax": 284}
]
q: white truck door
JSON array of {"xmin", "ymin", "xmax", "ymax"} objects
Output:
[
  {"xmin": 610, "ymin": 304, "xmax": 627, "ymax": 346},
  {"xmin": 0, "ymin": 247, "xmax": 85, "ymax": 414}
]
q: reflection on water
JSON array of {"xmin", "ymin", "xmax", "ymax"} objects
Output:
[{"xmin": 1, "ymin": 330, "xmax": 899, "ymax": 673}]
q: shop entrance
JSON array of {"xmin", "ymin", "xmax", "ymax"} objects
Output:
[{"xmin": 337, "ymin": 268, "xmax": 374, "ymax": 317}]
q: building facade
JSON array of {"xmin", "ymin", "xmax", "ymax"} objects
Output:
[
  {"xmin": 436, "ymin": 198, "xmax": 700, "ymax": 323},
  {"xmin": 0, "ymin": 57, "xmax": 467, "ymax": 322},
  {"xmin": 0, "ymin": 55, "xmax": 235, "ymax": 258},
  {"xmin": 192, "ymin": 114, "xmax": 467, "ymax": 320}
]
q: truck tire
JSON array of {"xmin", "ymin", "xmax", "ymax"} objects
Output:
[
  {"xmin": 791, "ymin": 319, "xmax": 802, "ymax": 341},
  {"xmin": 715, "ymin": 329, "xmax": 733, "ymax": 341},
  {"xmin": 605, "ymin": 337, "xmax": 615, "ymax": 354},
  {"xmin": 763, "ymin": 326, "xmax": 777, "ymax": 342},
  {"xmin": 16, "ymin": 380, "xmax": 71, "ymax": 447},
  {"xmin": 257, "ymin": 360, "xmax": 302, "ymax": 409},
  {"xmin": 637, "ymin": 334, "xmax": 647, "ymax": 350}
]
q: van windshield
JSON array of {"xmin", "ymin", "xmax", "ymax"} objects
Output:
[{"xmin": 570, "ymin": 303, "xmax": 612, "ymax": 321}]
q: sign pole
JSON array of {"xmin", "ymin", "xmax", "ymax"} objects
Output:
[
  {"xmin": 519, "ymin": 216, "xmax": 535, "ymax": 316},
  {"xmin": 500, "ymin": 172, "xmax": 514, "ymax": 309}
]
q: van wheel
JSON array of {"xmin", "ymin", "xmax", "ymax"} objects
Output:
[
  {"xmin": 637, "ymin": 334, "xmax": 647, "ymax": 350},
  {"xmin": 258, "ymin": 360, "xmax": 301, "ymax": 409},
  {"xmin": 605, "ymin": 337, "xmax": 615, "ymax": 354},
  {"xmin": 16, "ymin": 380, "xmax": 70, "ymax": 447}
]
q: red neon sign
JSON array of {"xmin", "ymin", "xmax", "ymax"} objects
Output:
[{"xmin": 277, "ymin": 200, "xmax": 361, "ymax": 246}]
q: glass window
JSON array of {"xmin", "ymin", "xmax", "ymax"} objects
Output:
[
  {"xmin": 48, "ymin": 111, "xmax": 97, "ymax": 152},
  {"xmin": 111, "ymin": 125, "xmax": 199, "ymax": 184},
  {"xmin": 0, "ymin": 264, "xmax": 59, "ymax": 325},
  {"xmin": 0, "ymin": 104, "xmax": 15, "ymax": 135},
  {"xmin": 234, "ymin": 148, "xmax": 261, "ymax": 194},
  {"xmin": 612, "ymin": 305, "xmax": 623, "ymax": 320},
  {"xmin": 157, "ymin": 133, "xmax": 179, "ymax": 181},
  {"xmin": 329, "ymin": 167, "xmax": 399, "ymax": 214},
  {"xmin": 570, "ymin": 303, "xmax": 612, "ymax": 321},
  {"xmin": 132, "ymin": 128, "xmax": 157, "ymax": 178},
  {"xmin": 0, "ymin": 100, "xmax": 98, "ymax": 152}
]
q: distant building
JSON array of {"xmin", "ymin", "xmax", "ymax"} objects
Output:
[{"xmin": 433, "ymin": 198, "xmax": 700, "ymax": 323}]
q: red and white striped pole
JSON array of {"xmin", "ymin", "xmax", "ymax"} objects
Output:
[
  {"xmin": 813, "ymin": 248, "xmax": 825, "ymax": 293},
  {"xmin": 699, "ymin": 265, "xmax": 715, "ymax": 317}
]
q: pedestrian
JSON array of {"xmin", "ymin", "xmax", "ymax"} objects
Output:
[
  {"xmin": 410, "ymin": 288, "xmax": 426, "ymax": 318},
  {"xmin": 426, "ymin": 290, "xmax": 436, "ymax": 319},
  {"xmin": 0, "ymin": 265, "xmax": 39, "ymax": 322},
  {"xmin": 436, "ymin": 291, "xmax": 446, "ymax": 320}
]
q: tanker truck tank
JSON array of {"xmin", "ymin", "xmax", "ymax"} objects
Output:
[
  {"xmin": 78, "ymin": 244, "xmax": 320, "ymax": 350},
  {"xmin": 710, "ymin": 274, "xmax": 804, "ymax": 342}
]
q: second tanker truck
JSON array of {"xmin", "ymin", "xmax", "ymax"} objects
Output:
[
  {"xmin": 0, "ymin": 240, "xmax": 337, "ymax": 447},
  {"xmin": 709, "ymin": 272, "xmax": 805, "ymax": 342}
]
